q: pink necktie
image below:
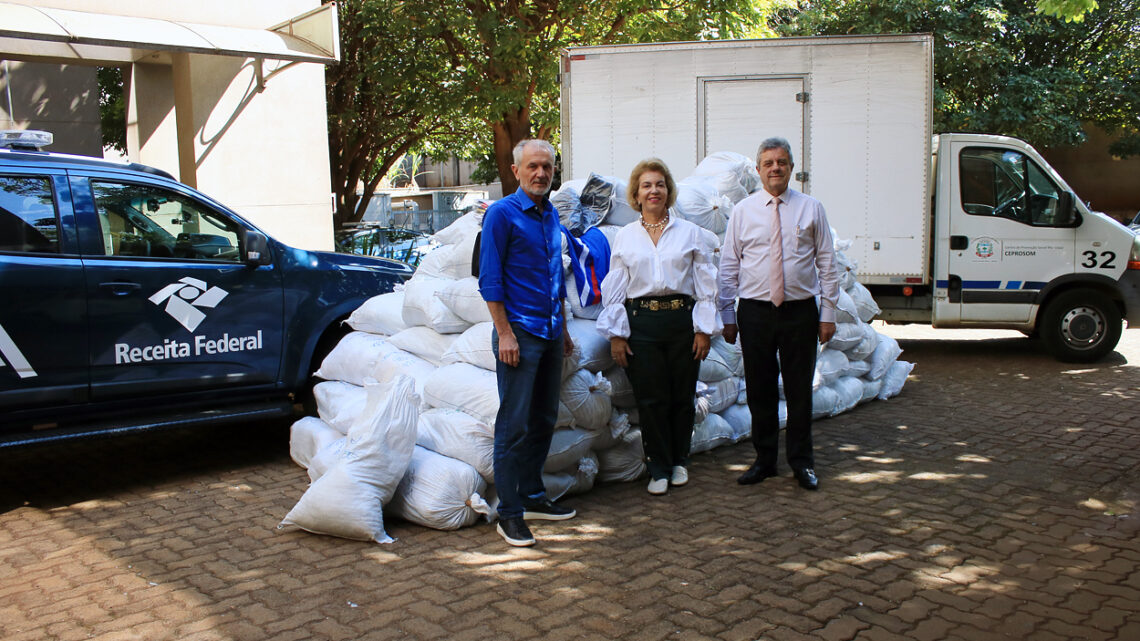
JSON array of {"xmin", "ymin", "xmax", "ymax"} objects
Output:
[{"xmin": 769, "ymin": 197, "xmax": 785, "ymax": 307}]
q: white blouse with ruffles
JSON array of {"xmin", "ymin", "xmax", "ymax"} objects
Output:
[{"xmin": 595, "ymin": 215, "xmax": 723, "ymax": 340}]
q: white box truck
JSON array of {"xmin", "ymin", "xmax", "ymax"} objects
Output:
[{"xmin": 560, "ymin": 33, "xmax": 1140, "ymax": 362}]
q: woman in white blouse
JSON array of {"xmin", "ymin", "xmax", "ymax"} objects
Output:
[{"xmin": 597, "ymin": 158, "xmax": 722, "ymax": 495}]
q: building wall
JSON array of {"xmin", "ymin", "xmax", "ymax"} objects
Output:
[
  {"xmin": 0, "ymin": 60, "xmax": 102, "ymax": 157},
  {"xmin": 1042, "ymin": 128, "xmax": 1140, "ymax": 223},
  {"xmin": 39, "ymin": 0, "xmax": 337, "ymax": 250}
]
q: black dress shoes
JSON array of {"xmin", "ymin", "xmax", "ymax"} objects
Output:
[
  {"xmin": 737, "ymin": 463, "xmax": 778, "ymax": 485},
  {"xmin": 793, "ymin": 467, "xmax": 819, "ymax": 490}
]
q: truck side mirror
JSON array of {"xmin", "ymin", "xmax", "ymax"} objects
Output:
[
  {"xmin": 1055, "ymin": 191, "xmax": 1080, "ymax": 227},
  {"xmin": 243, "ymin": 230, "xmax": 273, "ymax": 266}
]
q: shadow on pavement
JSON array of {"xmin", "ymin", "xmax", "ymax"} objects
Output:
[{"xmin": 0, "ymin": 419, "xmax": 291, "ymax": 514}]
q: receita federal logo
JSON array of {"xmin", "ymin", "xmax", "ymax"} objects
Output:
[
  {"xmin": 0, "ymin": 322, "xmax": 36, "ymax": 379},
  {"xmin": 149, "ymin": 277, "xmax": 229, "ymax": 332}
]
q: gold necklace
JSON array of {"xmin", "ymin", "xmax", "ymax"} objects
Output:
[{"xmin": 640, "ymin": 214, "xmax": 668, "ymax": 232}]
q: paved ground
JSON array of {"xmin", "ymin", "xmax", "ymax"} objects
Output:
[{"xmin": 1, "ymin": 325, "xmax": 1138, "ymax": 641}]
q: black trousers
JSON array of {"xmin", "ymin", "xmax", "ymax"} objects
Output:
[
  {"xmin": 738, "ymin": 297, "xmax": 819, "ymax": 471},
  {"xmin": 625, "ymin": 302, "xmax": 700, "ymax": 481}
]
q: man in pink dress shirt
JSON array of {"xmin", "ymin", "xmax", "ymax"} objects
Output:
[{"xmin": 717, "ymin": 137, "xmax": 839, "ymax": 490}]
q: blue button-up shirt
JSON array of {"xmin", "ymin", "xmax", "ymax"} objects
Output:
[{"xmin": 478, "ymin": 187, "xmax": 566, "ymax": 340}]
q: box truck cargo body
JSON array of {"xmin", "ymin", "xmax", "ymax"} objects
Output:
[{"xmin": 561, "ymin": 34, "xmax": 1140, "ymax": 362}]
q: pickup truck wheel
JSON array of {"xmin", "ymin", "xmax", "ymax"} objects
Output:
[{"xmin": 1040, "ymin": 290, "xmax": 1122, "ymax": 363}]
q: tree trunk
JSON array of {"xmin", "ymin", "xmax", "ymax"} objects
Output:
[{"xmin": 491, "ymin": 104, "xmax": 538, "ymax": 195}]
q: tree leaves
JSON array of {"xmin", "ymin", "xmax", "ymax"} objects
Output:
[{"xmin": 775, "ymin": 0, "xmax": 1140, "ymax": 156}]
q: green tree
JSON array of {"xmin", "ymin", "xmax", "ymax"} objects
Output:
[
  {"xmin": 327, "ymin": 0, "xmax": 472, "ymax": 228},
  {"xmin": 773, "ymin": 0, "xmax": 1140, "ymax": 156},
  {"xmin": 390, "ymin": 0, "xmax": 768, "ymax": 194},
  {"xmin": 98, "ymin": 66, "xmax": 126, "ymax": 155}
]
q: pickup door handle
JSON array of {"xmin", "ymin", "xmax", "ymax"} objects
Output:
[
  {"xmin": 950, "ymin": 235, "xmax": 969, "ymax": 250},
  {"xmin": 99, "ymin": 281, "xmax": 142, "ymax": 296}
]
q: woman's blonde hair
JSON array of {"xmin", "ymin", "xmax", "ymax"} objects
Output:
[{"xmin": 626, "ymin": 158, "xmax": 677, "ymax": 211}]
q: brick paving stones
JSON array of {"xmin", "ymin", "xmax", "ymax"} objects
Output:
[{"xmin": 1, "ymin": 325, "xmax": 1137, "ymax": 640}]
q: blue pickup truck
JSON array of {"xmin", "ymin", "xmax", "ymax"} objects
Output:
[{"xmin": 0, "ymin": 131, "xmax": 412, "ymax": 446}]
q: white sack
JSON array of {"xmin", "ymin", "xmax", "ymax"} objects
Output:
[
  {"xmin": 693, "ymin": 395, "xmax": 711, "ymax": 424},
  {"xmin": 868, "ymin": 333, "xmax": 902, "ymax": 380},
  {"xmin": 604, "ymin": 365, "xmax": 637, "ymax": 408},
  {"xmin": 545, "ymin": 427, "xmax": 597, "ymax": 474},
  {"xmin": 860, "ymin": 377, "xmax": 883, "ymax": 404},
  {"xmin": 835, "ymin": 289, "xmax": 859, "ymax": 325},
  {"xmin": 279, "ymin": 377, "xmax": 419, "ymax": 543},
  {"xmin": 560, "ymin": 369, "xmax": 613, "ymax": 431},
  {"xmin": 828, "ymin": 320, "xmax": 867, "ymax": 353},
  {"xmin": 596, "ymin": 428, "xmax": 646, "ymax": 483},
  {"xmin": 440, "ymin": 322, "xmax": 496, "ymax": 371},
  {"xmin": 815, "ymin": 348, "xmax": 849, "ymax": 386},
  {"xmin": 592, "ymin": 409, "xmax": 632, "ymax": 451},
  {"xmin": 416, "ymin": 407, "xmax": 494, "ymax": 483},
  {"xmin": 431, "ymin": 211, "xmax": 482, "ymax": 246},
  {"xmin": 557, "ymin": 401, "xmax": 575, "ymax": 429},
  {"xmin": 289, "ymin": 416, "xmax": 342, "ymax": 470},
  {"xmin": 847, "ymin": 323, "xmax": 880, "ymax": 362},
  {"xmin": 717, "ymin": 403, "xmax": 752, "ymax": 442},
  {"xmin": 346, "ymin": 291, "xmax": 407, "ymax": 336},
  {"xmin": 812, "ymin": 385, "xmax": 841, "ymax": 420},
  {"xmin": 699, "ymin": 335, "xmax": 744, "ymax": 382},
  {"xmin": 878, "ymin": 360, "xmax": 915, "ymax": 400},
  {"xmin": 674, "ymin": 178, "xmax": 731, "ymax": 236},
  {"xmin": 691, "ymin": 151, "xmax": 761, "ymax": 196},
  {"xmin": 417, "ymin": 231, "xmax": 478, "ymax": 281},
  {"xmin": 691, "ymin": 413, "xmax": 734, "ymax": 454},
  {"xmin": 834, "ymin": 251, "xmax": 858, "ymax": 291},
  {"xmin": 387, "ymin": 446, "xmax": 493, "ymax": 531},
  {"xmin": 306, "ymin": 436, "xmax": 345, "ymax": 482},
  {"xmin": 831, "ymin": 376, "xmax": 864, "ymax": 416},
  {"xmin": 847, "ymin": 282, "xmax": 881, "ymax": 323},
  {"xmin": 387, "ymin": 326, "xmax": 458, "ymax": 366},
  {"xmin": 314, "ymin": 380, "xmax": 366, "ymax": 434},
  {"xmin": 314, "ymin": 331, "xmax": 396, "ymax": 386},
  {"xmin": 696, "ymin": 377, "xmax": 739, "ymax": 414},
  {"xmin": 568, "ymin": 317, "xmax": 613, "ymax": 372},
  {"xmin": 435, "ymin": 276, "xmax": 493, "ymax": 324},
  {"xmin": 844, "ymin": 357, "xmax": 871, "ymax": 379},
  {"xmin": 402, "ymin": 275, "xmax": 471, "ymax": 334},
  {"xmin": 371, "ymin": 347, "xmax": 436, "ymax": 399},
  {"xmin": 423, "ymin": 363, "xmax": 499, "ymax": 425},
  {"xmin": 543, "ymin": 453, "xmax": 599, "ymax": 500}
]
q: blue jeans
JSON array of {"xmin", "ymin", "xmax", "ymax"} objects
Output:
[{"xmin": 492, "ymin": 323, "xmax": 562, "ymax": 520}]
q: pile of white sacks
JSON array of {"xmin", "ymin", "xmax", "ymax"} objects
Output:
[{"xmin": 280, "ymin": 151, "xmax": 915, "ymax": 543}]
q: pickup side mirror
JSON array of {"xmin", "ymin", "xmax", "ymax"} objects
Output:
[
  {"xmin": 243, "ymin": 230, "xmax": 273, "ymax": 266},
  {"xmin": 1055, "ymin": 191, "xmax": 1080, "ymax": 227}
]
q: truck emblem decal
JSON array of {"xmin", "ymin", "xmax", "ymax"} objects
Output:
[
  {"xmin": 149, "ymin": 277, "xmax": 229, "ymax": 332},
  {"xmin": 0, "ymin": 322, "xmax": 37, "ymax": 378}
]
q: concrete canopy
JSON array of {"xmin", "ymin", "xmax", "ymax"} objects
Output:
[{"xmin": 0, "ymin": 1, "xmax": 338, "ymax": 65}]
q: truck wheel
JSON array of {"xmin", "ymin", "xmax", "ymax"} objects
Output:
[{"xmin": 1040, "ymin": 290, "xmax": 1122, "ymax": 363}]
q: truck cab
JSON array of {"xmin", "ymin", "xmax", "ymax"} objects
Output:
[
  {"xmin": 931, "ymin": 133, "xmax": 1140, "ymax": 361},
  {"xmin": 0, "ymin": 131, "xmax": 414, "ymax": 446}
]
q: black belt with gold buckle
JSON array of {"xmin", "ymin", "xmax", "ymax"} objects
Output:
[{"xmin": 626, "ymin": 295, "xmax": 693, "ymax": 311}]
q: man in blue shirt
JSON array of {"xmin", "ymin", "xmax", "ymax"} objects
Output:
[{"xmin": 479, "ymin": 139, "xmax": 576, "ymax": 547}]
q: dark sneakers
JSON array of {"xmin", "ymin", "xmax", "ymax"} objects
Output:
[
  {"xmin": 496, "ymin": 517, "xmax": 536, "ymax": 547},
  {"xmin": 522, "ymin": 499, "xmax": 576, "ymax": 521}
]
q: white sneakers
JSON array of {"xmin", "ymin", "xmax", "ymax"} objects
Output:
[
  {"xmin": 648, "ymin": 466, "xmax": 689, "ymax": 495},
  {"xmin": 670, "ymin": 466, "xmax": 688, "ymax": 486}
]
